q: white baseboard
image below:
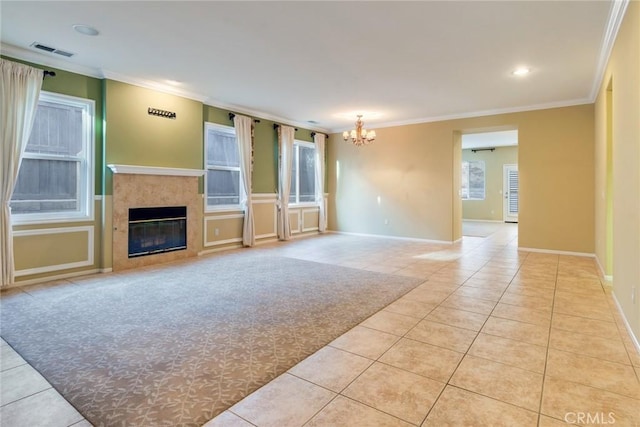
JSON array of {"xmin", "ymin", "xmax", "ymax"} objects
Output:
[
  {"xmin": 462, "ymin": 219, "xmax": 503, "ymax": 223},
  {"xmin": 12, "ymin": 268, "xmax": 102, "ymax": 288},
  {"xmin": 335, "ymin": 231, "xmax": 454, "ymax": 245},
  {"xmin": 198, "ymin": 244, "xmax": 243, "ymax": 256},
  {"xmin": 611, "ymin": 291, "xmax": 640, "ymax": 356},
  {"xmin": 100, "ymin": 268, "xmax": 113, "ymax": 274},
  {"xmin": 594, "ymin": 255, "xmax": 613, "ymax": 284},
  {"xmin": 518, "ymin": 247, "xmax": 595, "ymax": 258}
]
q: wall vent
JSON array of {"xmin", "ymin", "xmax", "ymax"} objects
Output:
[{"xmin": 30, "ymin": 42, "xmax": 75, "ymax": 57}]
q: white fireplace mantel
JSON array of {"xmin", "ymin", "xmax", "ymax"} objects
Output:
[{"xmin": 108, "ymin": 164, "xmax": 205, "ymax": 177}]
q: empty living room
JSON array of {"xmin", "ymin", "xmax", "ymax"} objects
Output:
[{"xmin": 1, "ymin": 1, "xmax": 639, "ymax": 426}]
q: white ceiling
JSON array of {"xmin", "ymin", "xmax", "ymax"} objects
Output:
[{"xmin": 1, "ymin": 1, "xmax": 621, "ymax": 132}]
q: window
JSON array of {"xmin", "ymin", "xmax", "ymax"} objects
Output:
[
  {"xmin": 11, "ymin": 91, "xmax": 94, "ymax": 223},
  {"xmin": 289, "ymin": 141, "xmax": 316, "ymax": 204},
  {"xmin": 204, "ymin": 122, "xmax": 243, "ymax": 210},
  {"xmin": 461, "ymin": 160, "xmax": 485, "ymax": 200}
]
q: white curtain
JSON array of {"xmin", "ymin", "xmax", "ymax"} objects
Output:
[
  {"xmin": 0, "ymin": 59, "xmax": 43, "ymax": 287},
  {"xmin": 234, "ymin": 115, "xmax": 255, "ymax": 247},
  {"xmin": 277, "ymin": 125, "xmax": 295, "ymax": 240},
  {"xmin": 314, "ymin": 132, "xmax": 326, "ymax": 232}
]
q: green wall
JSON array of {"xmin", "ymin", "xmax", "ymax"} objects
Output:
[
  {"xmin": 2, "ymin": 56, "xmax": 104, "ymax": 195},
  {"xmin": 203, "ymin": 104, "xmax": 317, "ymax": 194},
  {"xmin": 104, "ymin": 80, "xmax": 203, "ymax": 194}
]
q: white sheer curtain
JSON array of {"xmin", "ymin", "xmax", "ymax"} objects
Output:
[
  {"xmin": 313, "ymin": 132, "xmax": 326, "ymax": 233},
  {"xmin": 234, "ymin": 115, "xmax": 255, "ymax": 247},
  {"xmin": 0, "ymin": 59, "xmax": 43, "ymax": 287},
  {"xmin": 277, "ymin": 125, "xmax": 295, "ymax": 240}
]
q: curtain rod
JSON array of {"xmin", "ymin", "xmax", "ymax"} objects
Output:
[
  {"xmin": 471, "ymin": 147, "xmax": 495, "ymax": 153},
  {"xmin": 273, "ymin": 123, "xmax": 298, "ymax": 131},
  {"xmin": 43, "ymin": 70, "xmax": 56, "ymax": 78},
  {"xmin": 311, "ymin": 131, "xmax": 329, "ymax": 139},
  {"xmin": 228, "ymin": 112, "xmax": 260, "ymax": 123}
]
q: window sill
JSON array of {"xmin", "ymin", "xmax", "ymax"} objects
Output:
[{"xmin": 205, "ymin": 206, "xmax": 245, "ymax": 214}]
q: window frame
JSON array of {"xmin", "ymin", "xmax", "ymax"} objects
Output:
[
  {"xmin": 289, "ymin": 140, "xmax": 317, "ymax": 207},
  {"xmin": 11, "ymin": 91, "xmax": 95, "ymax": 225},
  {"xmin": 203, "ymin": 122, "xmax": 244, "ymax": 212},
  {"xmin": 461, "ymin": 159, "xmax": 486, "ymax": 201}
]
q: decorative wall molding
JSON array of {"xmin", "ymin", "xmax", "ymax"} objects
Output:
[
  {"xmin": 203, "ymin": 215, "xmax": 244, "ymax": 247},
  {"xmin": 14, "ymin": 226, "xmax": 94, "ymax": 276},
  {"xmin": 108, "ymin": 164, "xmax": 205, "ymax": 177},
  {"xmin": 252, "ymin": 194, "xmax": 278, "ymax": 239},
  {"xmin": 302, "ymin": 208, "xmax": 320, "ymax": 232},
  {"xmin": 290, "ymin": 211, "xmax": 302, "ymax": 234}
]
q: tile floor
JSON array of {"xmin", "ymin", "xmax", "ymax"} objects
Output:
[{"xmin": 2, "ymin": 222, "xmax": 640, "ymax": 426}]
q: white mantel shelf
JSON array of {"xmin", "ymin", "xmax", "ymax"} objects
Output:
[{"xmin": 108, "ymin": 164, "xmax": 206, "ymax": 177}]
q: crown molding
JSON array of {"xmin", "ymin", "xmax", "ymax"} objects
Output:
[
  {"xmin": 588, "ymin": 0, "xmax": 629, "ymax": 101},
  {"xmin": 101, "ymin": 70, "xmax": 210, "ymax": 103},
  {"xmin": 203, "ymin": 97, "xmax": 331, "ymax": 134},
  {"xmin": 334, "ymin": 98, "xmax": 593, "ymax": 133},
  {"xmin": 1, "ymin": 43, "xmax": 104, "ymax": 78}
]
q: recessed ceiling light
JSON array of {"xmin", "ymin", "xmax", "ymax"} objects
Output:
[
  {"xmin": 73, "ymin": 24, "xmax": 99, "ymax": 36},
  {"xmin": 512, "ymin": 67, "xmax": 531, "ymax": 76}
]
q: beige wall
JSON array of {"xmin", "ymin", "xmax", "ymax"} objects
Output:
[
  {"xmin": 462, "ymin": 146, "xmax": 518, "ymax": 221},
  {"xmin": 595, "ymin": 1, "xmax": 639, "ymax": 339},
  {"xmin": 328, "ymin": 104, "xmax": 594, "ymax": 253}
]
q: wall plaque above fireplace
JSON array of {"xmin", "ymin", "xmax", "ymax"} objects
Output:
[{"xmin": 128, "ymin": 206, "xmax": 187, "ymax": 258}]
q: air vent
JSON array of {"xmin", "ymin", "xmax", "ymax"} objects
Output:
[{"xmin": 30, "ymin": 42, "xmax": 75, "ymax": 58}]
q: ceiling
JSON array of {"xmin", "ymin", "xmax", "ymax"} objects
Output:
[{"xmin": 0, "ymin": 1, "xmax": 621, "ymax": 133}]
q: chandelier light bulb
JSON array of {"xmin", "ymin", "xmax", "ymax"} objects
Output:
[{"xmin": 343, "ymin": 115, "xmax": 376, "ymax": 146}]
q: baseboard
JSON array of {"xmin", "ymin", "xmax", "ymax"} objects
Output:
[
  {"xmin": 518, "ymin": 247, "xmax": 595, "ymax": 258},
  {"xmin": 594, "ymin": 255, "xmax": 613, "ymax": 285},
  {"xmin": 198, "ymin": 244, "xmax": 243, "ymax": 256},
  {"xmin": 462, "ymin": 219, "xmax": 503, "ymax": 223},
  {"xmin": 335, "ymin": 231, "xmax": 454, "ymax": 245},
  {"xmin": 12, "ymin": 268, "xmax": 102, "ymax": 288},
  {"xmin": 254, "ymin": 237, "xmax": 278, "ymax": 246},
  {"xmin": 611, "ymin": 291, "xmax": 640, "ymax": 356},
  {"xmin": 100, "ymin": 268, "xmax": 113, "ymax": 274}
]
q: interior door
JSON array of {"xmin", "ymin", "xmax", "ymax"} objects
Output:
[{"xmin": 503, "ymin": 164, "xmax": 519, "ymax": 223}]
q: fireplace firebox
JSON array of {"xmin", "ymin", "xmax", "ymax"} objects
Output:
[{"xmin": 128, "ymin": 206, "xmax": 187, "ymax": 258}]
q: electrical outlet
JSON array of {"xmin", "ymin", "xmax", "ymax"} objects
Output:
[
  {"xmin": 633, "ymin": 286, "xmax": 636, "ymax": 304},
  {"xmin": 214, "ymin": 228, "xmax": 219, "ymax": 236},
  {"xmin": 384, "ymin": 219, "xmax": 389, "ymax": 225}
]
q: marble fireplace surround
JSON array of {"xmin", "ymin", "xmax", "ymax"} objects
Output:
[{"xmin": 108, "ymin": 165, "xmax": 205, "ymax": 271}]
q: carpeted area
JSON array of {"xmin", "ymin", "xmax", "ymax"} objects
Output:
[{"xmin": 0, "ymin": 251, "xmax": 422, "ymax": 426}]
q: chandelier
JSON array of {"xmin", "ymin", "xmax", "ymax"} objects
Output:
[{"xmin": 343, "ymin": 115, "xmax": 376, "ymax": 146}]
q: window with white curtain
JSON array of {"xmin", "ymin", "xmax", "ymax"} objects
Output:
[
  {"xmin": 204, "ymin": 122, "xmax": 244, "ymax": 210},
  {"xmin": 461, "ymin": 160, "xmax": 485, "ymax": 200},
  {"xmin": 289, "ymin": 140, "xmax": 316, "ymax": 204},
  {"xmin": 10, "ymin": 91, "xmax": 94, "ymax": 223}
]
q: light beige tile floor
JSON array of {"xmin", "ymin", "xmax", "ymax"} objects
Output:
[
  {"xmin": 2, "ymin": 222, "xmax": 640, "ymax": 426},
  {"xmin": 207, "ymin": 223, "xmax": 640, "ymax": 427}
]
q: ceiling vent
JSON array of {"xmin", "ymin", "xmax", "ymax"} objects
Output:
[{"xmin": 30, "ymin": 42, "xmax": 75, "ymax": 58}]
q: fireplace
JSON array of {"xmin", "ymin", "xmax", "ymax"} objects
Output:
[{"xmin": 128, "ymin": 206, "xmax": 187, "ymax": 258}]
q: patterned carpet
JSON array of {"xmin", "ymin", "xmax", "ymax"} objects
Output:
[{"xmin": 0, "ymin": 251, "xmax": 421, "ymax": 426}]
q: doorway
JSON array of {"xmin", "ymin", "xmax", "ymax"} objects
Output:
[
  {"xmin": 460, "ymin": 129, "xmax": 518, "ymax": 237},
  {"xmin": 503, "ymin": 164, "xmax": 519, "ymax": 223}
]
